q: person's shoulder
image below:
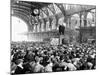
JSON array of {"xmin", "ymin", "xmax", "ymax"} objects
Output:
[
  {"xmin": 40, "ymin": 64, "xmax": 44, "ymax": 68},
  {"xmin": 37, "ymin": 63, "xmax": 44, "ymax": 68}
]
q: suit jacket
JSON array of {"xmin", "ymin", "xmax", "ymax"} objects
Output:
[
  {"xmin": 14, "ymin": 66, "xmax": 25, "ymax": 74},
  {"xmin": 59, "ymin": 25, "xmax": 65, "ymax": 35}
]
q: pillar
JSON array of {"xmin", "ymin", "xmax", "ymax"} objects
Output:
[
  {"xmin": 49, "ymin": 17, "xmax": 53, "ymax": 30},
  {"xmin": 79, "ymin": 12, "xmax": 82, "ymax": 43},
  {"xmin": 35, "ymin": 24, "xmax": 37, "ymax": 32},
  {"xmin": 83, "ymin": 11, "xmax": 88, "ymax": 27},
  {"xmin": 68, "ymin": 16, "xmax": 71, "ymax": 29},
  {"xmin": 41, "ymin": 18, "xmax": 44, "ymax": 32},
  {"xmin": 43, "ymin": 18, "xmax": 47, "ymax": 32}
]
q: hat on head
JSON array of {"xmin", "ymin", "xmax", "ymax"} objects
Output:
[{"xmin": 15, "ymin": 59, "xmax": 23, "ymax": 65}]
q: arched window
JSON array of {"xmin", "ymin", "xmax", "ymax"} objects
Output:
[
  {"xmin": 87, "ymin": 12, "xmax": 93, "ymax": 27},
  {"xmin": 71, "ymin": 14, "xmax": 80, "ymax": 29},
  {"xmin": 12, "ymin": 16, "xmax": 28, "ymax": 41}
]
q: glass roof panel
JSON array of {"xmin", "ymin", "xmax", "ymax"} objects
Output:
[
  {"xmin": 47, "ymin": 8, "xmax": 53, "ymax": 16},
  {"xmin": 53, "ymin": 4, "xmax": 62, "ymax": 14}
]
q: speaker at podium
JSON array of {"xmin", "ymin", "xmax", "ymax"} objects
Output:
[{"xmin": 59, "ymin": 23, "xmax": 66, "ymax": 44}]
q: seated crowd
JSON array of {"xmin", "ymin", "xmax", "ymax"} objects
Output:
[{"xmin": 11, "ymin": 41, "xmax": 96, "ymax": 74}]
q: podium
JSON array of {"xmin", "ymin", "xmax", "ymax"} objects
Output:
[{"xmin": 59, "ymin": 35, "xmax": 65, "ymax": 45}]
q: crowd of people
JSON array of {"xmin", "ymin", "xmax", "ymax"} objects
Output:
[{"xmin": 11, "ymin": 41, "xmax": 96, "ymax": 74}]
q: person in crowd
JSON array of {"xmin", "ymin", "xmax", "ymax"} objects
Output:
[
  {"xmin": 66, "ymin": 60, "xmax": 77, "ymax": 71},
  {"xmin": 44, "ymin": 57, "xmax": 53, "ymax": 72},
  {"xmin": 32, "ymin": 56, "xmax": 45, "ymax": 73},
  {"xmin": 11, "ymin": 62, "xmax": 17, "ymax": 74},
  {"xmin": 14, "ymin": 59, "xmax": 24, "ymax": 74}
]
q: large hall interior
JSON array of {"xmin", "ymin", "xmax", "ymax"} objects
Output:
[{"xmin": 11, "ymin": 0, "xmax": 96, "ymax": 74}]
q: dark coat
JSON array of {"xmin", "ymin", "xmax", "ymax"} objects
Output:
[
  {"xmin": 14, "ymin": 66, "xmax": 25, "ymax": 74},
  {"xmin": 59, "ymin": 25, "xmax": 65, "ymax": 35}
]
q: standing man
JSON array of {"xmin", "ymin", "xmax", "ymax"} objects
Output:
[
  {"xmin": 59, "ymin": 22, "xmax": 66, "ymax": 45},
  {"xmin": 59, "ymin": 23, "xmax": 65, "ymax": 35}
]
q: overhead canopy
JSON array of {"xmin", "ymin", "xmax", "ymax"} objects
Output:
[
  {"xmin": 11, "ymin": 0, "xmax": 96, "ymax": 32},
  {"xmin": 11, "ymin": 0, "xmax": 96, "ymax": 17},
  {"xmin": 65, "ymin": 4, "xmax": 96, "ymax": 16}
]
